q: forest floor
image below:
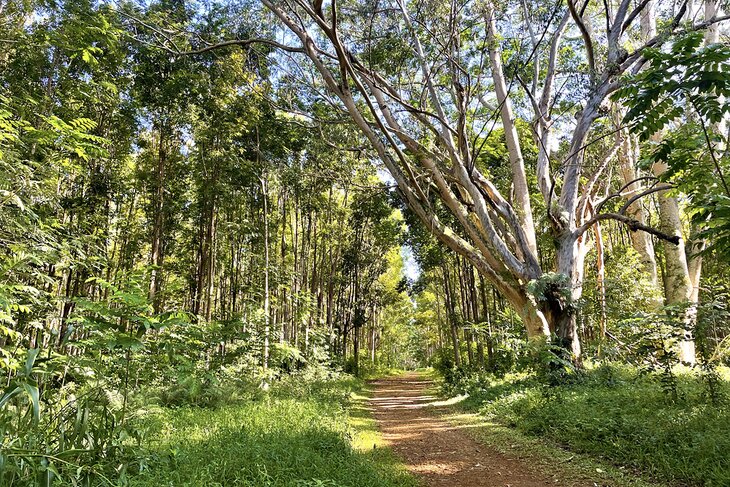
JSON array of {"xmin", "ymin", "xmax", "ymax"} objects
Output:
[{"xmin": 369, "ymin": 372, "xmax": 655, "ymax": 487}]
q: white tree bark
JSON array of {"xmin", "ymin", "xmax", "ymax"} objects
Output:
[
  {"xmin": 618, "ymin": 132, "xmax": 658, "ymax": 285},
  {"xmin": 484, "ymin": 3, "xmax": 538, "ymax": 258},
  {"xmin": 643, "ymin": 1, "xmax": 695, "ymax": 363},
  {"xmin": 251, "ymin": 0, "xmax": 727, "ymax": 360}
]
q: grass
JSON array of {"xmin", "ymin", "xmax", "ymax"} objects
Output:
[
  {"xmin": 348, "ymin": 385, "xmax": 418, "ymax": 486},
  {"xmin": 125, "ymin": 370, "xmax": 417, "ymax": 487},
  {"xmin": 440, "ymin": 406, "xmax": 662, "ymax": 487},
  {"xmin": 439, "ymin": 364, "xmax": 730, "ymax": 487}
]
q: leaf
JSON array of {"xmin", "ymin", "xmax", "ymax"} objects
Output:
[
  {"xmin": 109, "ymin": 335, "xmax": 144, "ymax": 350},
  {"xmin": 24, "ymin": 348, "xmax": 39, "ymax": 377},
  {"xmin": 22, "ymin": 383, "xmax": 40, "ymax": 425},
  {"xmin": 0, "ymin": 386, "xmax": 23, "ymax": 409}
]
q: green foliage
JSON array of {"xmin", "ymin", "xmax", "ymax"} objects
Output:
[
  {"xmin": 616, "ymin": 308, "xmax": 690, "ymax": 400},
  {"xmin": 527, "ymin": 272, "xmax": 573, "ymax": 311},
  {"xmin": 450, "ymin": 366, "xmax": 730, "ymax": 487},
  {"xmin": 72, "ymin": 272, "xmax": 188, "ymax": 349},
  {"xmin": 126, "ymin": 370, "xmax": 416, "ymax": 487},
  {"xmin": 0, "ymin": 347, "xmax": 139, "ymax": 485},
  {"xmin": 614, "ymin": 32, "xmax": 730, "ymax": 140},
  {"xmin": 694, "ymin": 293, "xmax": 730, "ymax": 404},
  {"xmin": 0, "ymin": 273, "xmax": 174, "ymax": 485},
  {"xmin": 522, "ymin": 338, "xmax": 582, "ymax": 385},
  {"xmin": 614, "ymin": 31, "xmax": 730, "ymax": 256},
  {"xmin": 585, "ymin": 245, "xmax": 661, "ymax": 319}
]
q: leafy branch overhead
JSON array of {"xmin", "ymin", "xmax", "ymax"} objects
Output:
[
  {"xmin": 615, "ymin": 32, "xmax": 730, "ymax": 140},
  {"xmin": 615, "ymin": 31, "xmax": 730, "ymax": 254}
]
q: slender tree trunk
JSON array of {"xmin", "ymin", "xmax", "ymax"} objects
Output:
[
  {"xmin": 149, "ymin": 132, "xmax": 167, "ymax": 311},
  {"xmin": 593, "ymin": 222, "xmax": 607, "ymax": 339},
  {"xmin": 261, "ymin": 168, "xmax": 271, "ymax": 370},
  {"xmin": 443, "ymin": 267, "xmax": 461, "ymax": 367}
]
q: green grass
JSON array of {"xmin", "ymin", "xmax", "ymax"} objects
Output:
[
  {"xmin": 348, "ymin": 386, "xmax": 419, "ymax": 486},
  {"xmin": 440, "ymin": 409, "xmax": 661, "ymax": 487},
  {"xmin": 443, "ymin": 365, "xmax": 730, "ymax": 487},
  {"xmin": 126, "ymin": 372, "xmax": 417, "ymax": 487}
]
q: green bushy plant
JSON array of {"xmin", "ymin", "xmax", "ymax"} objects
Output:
[
  {"xmin": 617, "ymin": 307, "xmax": 691, "ymax": 401},
  {"xmin": 468, "ymin": 365, "xmax": 730, "ymax": 486},
  {"xmin": 0, "ymin": 349, "xmax": 142, "ymax": 486},
  {"xmin": 519, "ymin": 337, "xmax": 583, "ymax": 386}
]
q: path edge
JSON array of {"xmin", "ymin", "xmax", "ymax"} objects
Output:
[{"xmin": 424, "ymin": 372, "xmax": 669, "ymax": 487}]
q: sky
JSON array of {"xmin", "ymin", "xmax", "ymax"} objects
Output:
[
  {"xmin": 376, "ymin": 167, "xmax": 422, "ymax": 282},
  {"xmin": 401, "ymin": 245, "xmax": 421, "ymax": 281}
]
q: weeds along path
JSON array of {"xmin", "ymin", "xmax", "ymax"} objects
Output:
[{"xmin": 370, "ymin": 372, "xmax": 588, "ymax": 487}]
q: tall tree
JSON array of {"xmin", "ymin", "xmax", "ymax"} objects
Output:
[{"xmin": 177, "ymin": 0, "xmax": 726, "ymax": 358}]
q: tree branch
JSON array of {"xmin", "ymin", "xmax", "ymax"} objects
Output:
[
  {"xmin": 575, "ymin": 213, "xmax": 680, "ymax": 244},
  {"xmin": 567, "ymin": 0, "xmax": 595, "ymax": 75},
  {"xmin": 178, "ymin": 38, "xmax": 305, "ymax": 55}
]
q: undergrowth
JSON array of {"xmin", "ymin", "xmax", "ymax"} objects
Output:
[
  {"xmin": 0, "ymin": 365, "xmax": 415, "ymax": 486},
  {"xmin": 125, "ymin": 368, "xmax": 416, "ymax": 487},
  {"xmin": 441, "ymin": 364, "xmax": 730, "ymax": 486}
]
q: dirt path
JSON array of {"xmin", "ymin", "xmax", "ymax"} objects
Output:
[{"xmin": 370, "ymin": 372, "xmax": 590, "ymax": 487}]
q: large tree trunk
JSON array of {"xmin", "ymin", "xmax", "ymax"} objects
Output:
[
  {"xmin": 654, "ymin": 186, "xmax": 695, "ymax": 362},
  {"xmin": 643, "ymin": 2, "xmax": 696, "ymax": 364},
  {"xmin": 551, "ymin": 234, "xmax": 587, "ymax": 357}
]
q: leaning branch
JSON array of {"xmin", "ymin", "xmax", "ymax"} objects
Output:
[
  {"xmin": 567, "ymin": 0, "xmax": 595, "ymax": 75},
  {"xmin": 176, "ymin": 38, "xmax": 305, "ymax": 55},
  {"xmin": 575, "ymin": 213, "xmax": 680, "ymax": 244}
]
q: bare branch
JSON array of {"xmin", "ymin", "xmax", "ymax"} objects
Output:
[
  {"xmin": 575, "ymin": 213, "xmax": 680, "ymax": 244},
  {"xmin": 567, "ymin": 0, "xmax": 595, "ymax": 75},
  {"xmin": 593, "ymin": 176, "xmax": 660, "ymax": 214},
  {"xmin": 621, "ymin": 0, "xmax": 654, "ymax": 33},
  {"xmin": 178, "ymin": 38, "xmax": 304, "ymax": 55}
]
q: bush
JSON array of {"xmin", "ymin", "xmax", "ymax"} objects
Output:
[
  {"xmin": 126, "ymin": 369, "xmax": 413, "ymax": 487},
  {"xmin": 443, "ymin": 364, "xmax": 730, "ymax": 486},
  {"xmin": 0, "ymin": 350, "xmax": 142, "ymax": 485}
]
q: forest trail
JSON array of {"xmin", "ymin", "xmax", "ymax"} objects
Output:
[{"xmin": 370, "ymin": 373, "xmax": 590, "ymax": 487}]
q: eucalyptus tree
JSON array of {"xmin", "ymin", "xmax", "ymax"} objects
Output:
[{"xmin": 183, "ymin": 0, "xmax": 719, "ymax": 359}]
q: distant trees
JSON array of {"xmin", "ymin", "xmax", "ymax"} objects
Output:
[
  {"xmin": 249, "ymin": 0, "xmax": 729, "ymax": 361},
  {"xmin": 0, "ymin": 0, "xmax": 412, "ymax": 377}
]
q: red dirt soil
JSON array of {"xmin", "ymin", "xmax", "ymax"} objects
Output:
[{"xmin": 370, "ymin": 373, "xmax": 593, "ymax": 487}]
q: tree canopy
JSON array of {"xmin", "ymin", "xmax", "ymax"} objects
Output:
[{"xmin": 0, "ymin": 0, "xmax": 729, "ymax": 485}]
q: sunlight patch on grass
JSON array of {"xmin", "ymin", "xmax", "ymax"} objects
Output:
[
  {"xmin": 440, "ymin": 365, "xmax": 730, "ymax": 486},
  {"xmin": 349, "ymin": 387, "xmax": 391, "ymax": 451},
  {"xmin": 427, "ymin": 393, "xmax": 469, "ymax": 407},
  {"xmin": 124, "ymin": 375, "xmax": 418, "ymax": 486}
]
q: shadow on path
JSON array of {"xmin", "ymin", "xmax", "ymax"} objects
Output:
[{"xmin": 370, "ymin": 372, "xmax": 589, "ymax": 487}]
